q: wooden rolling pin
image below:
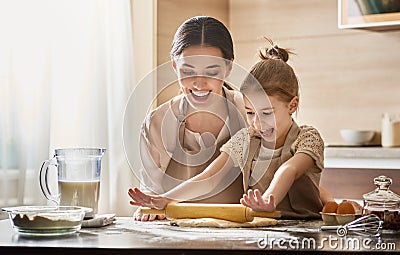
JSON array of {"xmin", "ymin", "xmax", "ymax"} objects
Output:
[{"xmin": 140, "ymin": 203, "xmax": 281, "ymax": 223}]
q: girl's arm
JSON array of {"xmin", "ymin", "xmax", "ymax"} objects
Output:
[
  {"xmin": 241, "ymin": 152, "xmax": 314, "ymax": 211},
  {"xmin": 129, "ymin": 152, "xmax": 235, "ymax": 209},
  {"xmin": 319, "ymin": 185, "xmax": 335, "ymax": 204}
]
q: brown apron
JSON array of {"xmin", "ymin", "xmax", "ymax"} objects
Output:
[
  {"xmin": 242, "ymin": 122, "xmax": 323, "ymax": 218},
  {"xmin": 162, "ymin": 89, "xmax": 244, "ymax": 203}
]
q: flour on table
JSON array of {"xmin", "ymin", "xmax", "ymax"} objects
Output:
[{"xmin": 170, "ymin": 217, "xmax": 277, "ymax": 228}]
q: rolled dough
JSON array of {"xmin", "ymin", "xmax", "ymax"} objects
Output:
[{"xmin": 170, "ymin": 217, "xmax": 278, "ymax": 228}]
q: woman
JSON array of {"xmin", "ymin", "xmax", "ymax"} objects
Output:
[{"xmin": 134, "ymin": 16, "xmax": 247, "ymax": 221}]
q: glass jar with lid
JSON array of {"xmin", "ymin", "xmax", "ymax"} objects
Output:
[{"xmin": 363, "ymin": 175, "xmax": 400, "ymax": 229}]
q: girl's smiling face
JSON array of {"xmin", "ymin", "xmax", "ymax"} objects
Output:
[
  {"xmin": 244, "ymin": 92, "xmax": 298, "ymax": 148},
  {"xmin": 172, "ymin": 45, "xmax": 232, "ymax": 108}
]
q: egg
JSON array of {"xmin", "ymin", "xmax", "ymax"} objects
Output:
[
  {"xmin": 336, "ymin": 201, "xmax": 356, "ymax": 214},
  {"xmin": 322, "ymin": 201, "xmax": 338, "ymax": 213},
  {"xmin": 347, "ymin": 200, "xmax": 363, "ymax": 214}
]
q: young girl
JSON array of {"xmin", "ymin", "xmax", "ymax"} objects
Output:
[
  {"xmin": 134, "ymin": 16, "xmax": 247, "ymax": 221},
  {"xmin": 130, "ymin": 38, "xmax": 328, "ymax": 218}
]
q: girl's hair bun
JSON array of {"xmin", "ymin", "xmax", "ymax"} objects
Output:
[{"xmin": 259, "ymin": 37, "xmax": 292, "ymax": 63}]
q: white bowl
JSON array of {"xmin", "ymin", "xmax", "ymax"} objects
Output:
[{"xmin": 340, "ymin": 129, "xmax": 375, "ymax": 146}]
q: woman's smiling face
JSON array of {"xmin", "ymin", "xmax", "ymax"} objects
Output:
[{"xmin": 173, "ymin": 45, "xmax": 232, "ymax": 108}]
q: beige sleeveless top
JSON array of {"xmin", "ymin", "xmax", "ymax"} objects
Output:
[
  {"xmin": 220, "ymin": 121, "xmax": 324, "ymax": 218},
  {"xmin": 139, "ymin": 87, "xmax": 246, "ymax": 203}
]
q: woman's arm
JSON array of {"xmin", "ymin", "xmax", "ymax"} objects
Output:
[
  {"xmin": 241, "ymin": 152, "xmax": 314, "ymax": 211},
  {"xmin": 138, "ymin": 99, "xmax": 186, "ymax": 195},
  {"xmin": 133, "ymin": 104, "xmax": 181, "ymax": 220},
  {"xmin": 129, "ymin": 152, "xmax": 235, "ymax": 209},
  {"xmin": 163, "ymin": 152, "xmax": 234, "ymax": 200}
]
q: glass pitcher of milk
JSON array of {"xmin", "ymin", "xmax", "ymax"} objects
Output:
[{"xmin": 39, "ymin": 148, "xmax": 106, "ymax": 217}]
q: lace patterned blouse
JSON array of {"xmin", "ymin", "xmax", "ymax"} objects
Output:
[{"xmin": 220, "ymin": 123, "xmax": 324, "ymax": 188}]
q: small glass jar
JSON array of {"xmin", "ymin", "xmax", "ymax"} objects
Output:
[{"xmin": 363, "ymin": 175, "xmax": 400, "ymax": 230}]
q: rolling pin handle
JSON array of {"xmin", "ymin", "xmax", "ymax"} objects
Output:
[{"xmin": 245, "ymin": 208, "xmax": 254, "ymax": 222}]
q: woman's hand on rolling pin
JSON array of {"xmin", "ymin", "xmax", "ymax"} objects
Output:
[
  {"xmin": 128, "ymin": 187, "xmax": 171, "ymax": 210},
  {"xmin": 128, "ymin": 188, "xmax": 170, "ymax": 221},
  {"xmin": 240, "ymin": 189, "xmax": 276, "ymax": 212}
]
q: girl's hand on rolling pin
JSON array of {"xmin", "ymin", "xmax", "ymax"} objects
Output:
[
  {"xmin": 128, "ymin": 187, "xmax": 170, "ymax": 210},
  {"xmin": 240, "ymin": 189, "xmax": 276, "ymax": 212}
]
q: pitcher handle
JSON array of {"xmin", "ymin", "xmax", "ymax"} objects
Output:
[{"xmin": 39, "ymin": 156, "xmax": 60, "ymax": 205}]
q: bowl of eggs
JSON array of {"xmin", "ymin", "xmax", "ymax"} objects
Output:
[{"xmin": 321, "ymin": 200, "xmax": 362, "ymax": 225}]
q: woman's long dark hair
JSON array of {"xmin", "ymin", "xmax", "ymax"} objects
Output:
[
  {"xmin": 170, "ymin": 16, "xmax": 234, "ymax": 61},
  {"xmin": 171, "ymin": 16, "xmax": 235, "ymax": 90}
]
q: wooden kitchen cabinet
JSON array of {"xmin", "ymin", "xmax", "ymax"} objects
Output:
[{"xmin": 339, "ymin": 0, "xmax": 400, "ymax": 30}]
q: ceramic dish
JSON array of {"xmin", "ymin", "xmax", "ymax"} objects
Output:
[
  {"xmin": 321, "ymin": 212, "xmax": 362, "ymax": 226},
  {"xmin": 339, "ymin": 129, "xmax": 375, "ymax": 146},
  {"xmin": 2, "ymin": 206, "xmax": 91, "ymax": 236}
]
